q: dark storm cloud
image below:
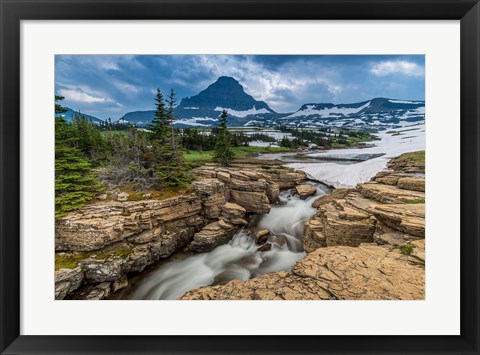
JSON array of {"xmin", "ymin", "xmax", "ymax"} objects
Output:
[{"xmin": 55, "ymin": 55, "xmax": 425, "ymax": 120}]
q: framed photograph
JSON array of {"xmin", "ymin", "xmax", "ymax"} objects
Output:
[{"xmin": 1, "ymin": 0, "xmax": 479, "ymax": 354}]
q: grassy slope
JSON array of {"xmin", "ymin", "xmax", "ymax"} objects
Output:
[
  {"xmin": 183, "ymin": 146, "xmax": 293, "ymax": 163},
  {"xmin": 394, "ymin": 151, "xmax": 425, "ymax": 164}
]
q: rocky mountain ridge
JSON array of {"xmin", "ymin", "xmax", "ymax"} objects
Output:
[{"xmin": 117, "ymin": 77, "xmax": 425, "ymax": 128}]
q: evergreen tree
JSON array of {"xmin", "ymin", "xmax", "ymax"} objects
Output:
[
  {"xmin": 70, "ymin": 111, "xmax": 106, "ymax": 163},
  {"xmin": 151, "ymin": 88, "xmax": 189, "ymax": 187},
  {"xmin": 55, "ymin": 95, "xmax": 67, "ymax": 115},
  {"xmin": 55, "ymin": 96, "xmax": 100, "ymax": 217},
  {"xmin": 213, "ymin": 110, "xmax": 234, "ymax": 166},
  {"xmin": 149, "ymin": 89, "xmax": 168, "ymax": 143},
  {"xmin": 166, "ymin": 89, "xmax": 177, "ymax": 156}
]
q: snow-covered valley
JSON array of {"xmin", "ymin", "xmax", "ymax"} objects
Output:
[{"xmin": 279, "ymin": 122, "xmax": 425, "ymax": 187}]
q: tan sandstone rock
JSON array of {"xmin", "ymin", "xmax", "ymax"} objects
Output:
[
  {"xmin": 56, "ymin": 195, "xmax": 202, "ymax": 252},
  {"xmin": 312, "ymin": 188, "xmax": 352, "ymax": 208},
  {"xmin": 358, "ymin": 182, "xmax": 425, "ymax": 204},
  {"xmin": 230, "ymin": 190, "xmax": 271, "ymax": 214},
  {"xmin": 220, "ymin": 202, "xmax": 248, "ymax": 225},
  {"xmin": 189, "ymin": 220, "xmax": 238, "ymax": 253},
  {"xmin": 368, "ymin": 203, "xmax": 425, "ymax": 237},
  {"xmin": 180, "ymin": 243, "xmax": 424, "ymax": 300},
  {"xmin": 295, "ymin": 184, "xmax": 317, "ymax": 199}
]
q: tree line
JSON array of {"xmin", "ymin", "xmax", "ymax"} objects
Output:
[{"xmin": 55, "ymin": 89, "xmax": 234, "ymax": 217}]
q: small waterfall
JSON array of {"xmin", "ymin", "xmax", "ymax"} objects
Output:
[{"xmin": 124, "ymin": 183, "xmax": 330, "ymax": 300}]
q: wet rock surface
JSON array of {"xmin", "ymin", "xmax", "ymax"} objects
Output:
[
  {"xmin": 55, "ymin": 165, "xmax": 307, "ymax": 299},
  {"xmin": 189, "ymin": 220, "xmax": 238, "ymax": 253},
  {"xmin": 180, "ymin": 153, "xmax": 426, "ymax": 301},
  {"xmin": 295, "ymin": 184, "xmax": 317, "ymax": 199},
  {"xmin": 180, "ymin": 240, "xmax": 425, "ymax": 300}
]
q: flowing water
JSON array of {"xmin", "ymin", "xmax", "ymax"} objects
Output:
[{"xmin": 120, "ymin": 183, "xmax": 331, "ymax": 300}]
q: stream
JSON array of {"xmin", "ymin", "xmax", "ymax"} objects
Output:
[{"xmin": 115, "ymin": 183, "xmax": 331, "ymax": 300}]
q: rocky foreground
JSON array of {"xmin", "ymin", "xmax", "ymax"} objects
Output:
[
  {"xmin": 55, "ymin": 166, "xmax": 307, "ymax": 300},
  {"xmin": 181, "ymin": 152, "xmax": 425, "ymax": 300}
]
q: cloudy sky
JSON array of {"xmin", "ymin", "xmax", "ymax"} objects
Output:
[{"xmin": 55, "ymin": 55, "xmax": 425, "ymax": 120}]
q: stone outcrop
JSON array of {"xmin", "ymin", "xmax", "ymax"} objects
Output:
[
  {"xmin": 180, "ymin": 240, "xmax": 425, "ymax": 300},
  {"xmin": 220, "ymin": 202, "xmax": 248, "ymax": 225},
  {"xmin": 195, "ymin": 166, "xmax": 306, "ymax": 197},
  {"xmin": 55, "ymin": 195, "xmax": 203, "ymax": 252},
  {"xmin": 357, "ymin": 182, "xmax": 425, "ymax": 204},
  {"xmin": 303, "ymin": 166, "xmax": 425, "ymax": 252},
  {"xmin": 190, "ymin": 219, "xmax": 238, "ymax": 253},
  {"xmin": 55, "ymin": 165, "xmax": 307, "ymax": 300},
  {"xmin": 55, "ymin": 267, "xmax": 84, "ymax": 300},
  {"xmin": 295, "ymin": 184, "xmax": 317, "ymax": 199},
  {"xmin": 180, "ymin": 152, "xmax": 426, "ymax": 301},
  {"xmin": 311, "ymin": 188, "xmax": 352, "ymax": 208},
  {"xmin": 191, "ymin": 179, "xmax": 226, "ymax": 219},
  {"xmin": 255, "ymin": 229, "xmax": 270, "ymax": 245}
]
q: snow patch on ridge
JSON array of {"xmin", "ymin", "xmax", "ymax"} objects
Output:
[
  {"xmin": 173, "ymin": 117, "xmax": 219, "ymax": 127},
  {"xmin": 214, "ymin": 106, "xmax": 270, "ymax": 118},
  {"xmin": 286, "ymin": 101, "xmax": 371, "ymax": 118},
  {"xmin": 388, "ymin": 99, "xmax": 423, "ymax": 104}
]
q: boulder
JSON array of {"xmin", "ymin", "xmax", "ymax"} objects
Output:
[
  {"xmin": 265, "ymin": 182, "xmax": 280, "ymax": 204},
  {"xmin": 316, "ymin": 200, "xmax": 377, "ymax": 247},
  {"xmin": 230, "ymin": 190, "xmax": 271, "ymax": 214},
  {"xmin": 117, "ymin": 192, "xmax": 129, "ymax": 201},
  {"xmin": 302, "ymin": 219, "xmax": 326, "ymax": 252},
  {"xmin": 312, "ymin": 188, "xmax": 352, "ymax": 208},
  {"xmin": 112, "ymin": 275, "xmax": 128, "ymax": 293},
  {"xmin": 255, "ymin": 229, "xmax": 270, "ymax": 245},
  {"xmin": 257, "ymin": 243, "xmax": 272, "ymax": 252},
  {"xmin": 295, "ymin": 184, "xmax": 317, "ymax": 199},
  {"xmin": 69, "ymin": 283, "xmax": 112, "ymax": 300},
  {"xmin": 81, "ymin": 258, "xmax": 125, "ymax": 283},
  {"xmin": 192, "ymin": 178, "xmax": 226, "ymax": 219},
  {"xmin": 216, "ymin": 171, "xmax": 231, "ymax": 182},
  {"xmin": 269, "ymin": 170, "xmax": 307, "ymax": 189},
  {"xmin": 55, "ymin": 267, "xmax": 84, "ymax": 300},
  {"xmin": 190, "ymin": 220, "xmax": 238, "ymax": 253},
  {"xmin": 220, "ymin": 202, "xmax": 248, "ymax": 226}
]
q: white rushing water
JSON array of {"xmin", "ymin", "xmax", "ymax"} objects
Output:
[{"xmin": 126, "ymin": 185, "xmax": 329, "ymax": 300}]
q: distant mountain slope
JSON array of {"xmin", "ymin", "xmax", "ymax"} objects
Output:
[
  {"xmin": 118, "ymin": 80, "xmax": 424, "ymax": 129},
  {"xmin": 280, "ymin": 98, "xmax": 425, "ymax": 128},
  {"xmin": 56, "ymin": 107, "xmax": 104, "ymax": 125},
  {"xmin": 119, "ymin": 76, "xmax": 278, "ymax": 127},
  {"xmin": 286, "ymin": 98, "xmax": 424, "ymax": 119}
]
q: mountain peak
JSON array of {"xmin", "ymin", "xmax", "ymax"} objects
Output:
[
  {"xmin": 177, "ymin": 76, "xmax": 275, "ymax": 115},
  {"xmin": 216, "ymin": 76, "xmax": 240, "ymax": 84},
  {"xmin": 206, "ymin": 76, "xmax": 244, "ymax": 92}
]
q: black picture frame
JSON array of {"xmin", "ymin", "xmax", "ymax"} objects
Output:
[{"xmin": 1, "ymin": 0, "xmax": 479, "ymax": 354}]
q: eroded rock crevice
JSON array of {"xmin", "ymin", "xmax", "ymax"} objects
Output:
[
  {"xmin": 180, "ymin": 154, "xmax": 426, "ymax": 301},
  {"xmin": 54, "ymin": 166, "xmax": 307, "ymax": 300}
]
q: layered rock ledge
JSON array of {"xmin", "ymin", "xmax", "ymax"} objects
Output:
[
  {"xmin": 180, "ymin": 151, "xmax": 426, "ymax": 301},
  {"xmin": 55, "ymin": 166, "xmax": 307, "ymax": 300}
]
